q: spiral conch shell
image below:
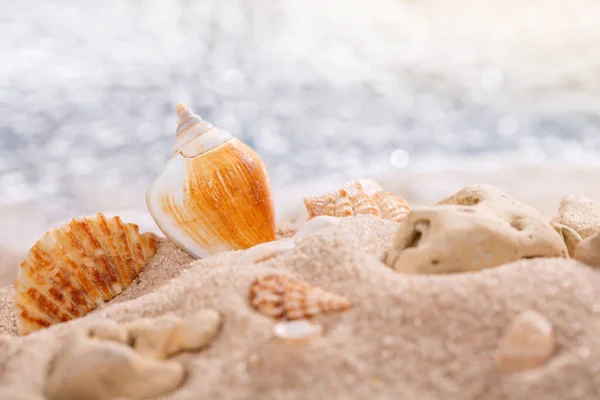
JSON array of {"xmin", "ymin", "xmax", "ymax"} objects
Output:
[
  {"xmin": 146, "ymin": 104, "xmax": 276, "ymax": 259},
  {"xmin": 304, "ymin": 180, "xmax": 410, "ymax": 222},
  {"xmin": 15, "ymin": 213, "xmax": 157, "ymax": 335},
  {"xmin": 249, "ymin": 274, "xmax": 352, "ymax": 320}
]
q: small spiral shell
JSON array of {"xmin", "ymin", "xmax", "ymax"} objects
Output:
[
  {"xmin": 249, "ymin": 274, "xmax": 351, "ymax": 320},
  {"xmin": 304, "ymin": 180, "xmax": 410, "ymax": 223}
]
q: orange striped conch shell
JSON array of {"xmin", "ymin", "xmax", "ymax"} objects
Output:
[
  {"xmin": 146, "ymin": 104, "xmax": 276, "ymax": 258},
  {"xmin": 14, "ymin": 213, "xmax": 157, "ymax": 335},
  {"xmin": 304, "ymin": 180, "xmax": 410, "ymax": 223}
]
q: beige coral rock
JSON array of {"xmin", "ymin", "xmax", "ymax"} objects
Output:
[
  {"xmin": 45, "ymin": 329, "xmax": 184, "ymax": 400},
  {"xmin": 439, "ymin": 184, "xmax": 568, "ymax": 257},
  {"xmin": 575, "ymin": 232, "xmax": 600, "ymax": 268},
  {"xmin": 385, "ymin": 184, "xmax": 567, "ymax": 274},
  {"xmin": 87, "ymin": 319, "xmax": 129, "ymax": 343},
  {"xmin": 125, "ymin": 309, "xmax": 222, "ymax": 360},
  {"xmin": 125, "ymin": 314, "xmax": 182, "ymax": 360},
  {"xmin": 168, "ymin": 309, "xmax": 223, "ymax": 355},
  {"xmin": 551, "ymin": 195, "xmax": 600, "ymax": 256},
  {"xmin": 496, "ymin": 310, "xmax": 555, "ymax": 372}
]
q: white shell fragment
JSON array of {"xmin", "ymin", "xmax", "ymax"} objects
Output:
[
  {"xmin": 273, "ymin": 320, "xmax": 323, "ymax": 342},
  {"xmin": 496, "ymin": 310, "xmax": 555, "ymax": 372},
  {"xmin": 303, "ymin": 180, "xmax": 410, "ymax": 222},
  {"xmin": 294, "ymin": 216, "xmax": 340, "ymax": 238},
  {"xmin": 237, "ymin": 239, "xmax": 296, "ymax": 264}
]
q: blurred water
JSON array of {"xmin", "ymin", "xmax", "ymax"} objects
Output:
[{"xmin": 1, "ymin": 0, "xmax": 600, "ymax": 222}]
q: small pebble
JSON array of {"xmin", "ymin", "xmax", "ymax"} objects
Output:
[
  {"xmin": 577, "ymin": 347, "xmax": 590, "ymax": 359},
  {"xmin": 87, "ymin": 319, "xmax": 128, "ymax": 343},
  {"xmin": 496, "ymin": 310, "xmax": 555, "ymax": 372},
  {"xmin": 273, "ymin": 320, "xmax": 323, "ymax": 342}
]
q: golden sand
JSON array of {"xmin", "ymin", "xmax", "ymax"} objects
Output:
[{"xmin": 1, "ymin": 216, "xmax": 599, "ymax": 399}]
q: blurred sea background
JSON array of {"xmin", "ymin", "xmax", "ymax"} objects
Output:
[{"xmin": 1, "ymin": 0, "xmax": 600, "ymax": 282}]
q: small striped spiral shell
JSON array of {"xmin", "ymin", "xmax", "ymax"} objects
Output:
[{"xmin": 249, "ymin": 274, "xmax": 351, "ymax": 320}]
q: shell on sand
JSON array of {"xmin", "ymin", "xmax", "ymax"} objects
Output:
[
  {"xmin": 14, "ymin": 213, "xmax": 157, "ymax": 336},
  {"xmin": 146, "ymin": 104, "xmax": 276, "ymax": 259},
  {"xmin": 496, "ymin": 310, "xmax": 555, "ymax": 372},
  {"xmin": 304, "ymin": 180, "xmax": 410, "ymax": 223},
  {"xmin": 249, "ymin": 274, "xmax": 351, "ymax": 320}
]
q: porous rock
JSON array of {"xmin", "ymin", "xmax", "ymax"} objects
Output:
[
  {"xmin": 575, "ymin": 232, "xmax": 600, "ymax": 268},
  {"xmin": 125, "ymin": 309, "xmax": 222, "ymax": 360},
  {"xmin": 45, "ymin": 328, "xmax": 184, "ymax": 400},
  {"xmin": 551, "ymin": 195, "xmax": 600, "ymax": 256},
  {"xmin": 385, "ymin": 184, "xmax": 567, "ymax": 274},
  {"xmin": 87, "ymin": 319, "xmax": 129, "ymax": 343}
]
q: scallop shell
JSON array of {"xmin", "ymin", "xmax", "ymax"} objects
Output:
[
  {"xmin": 249, "ymin": 274, "xmax": 351, "ymax": 320},
  {"xmin": 14, "ymin": 213, "xmax": 157, "ymax": 336},
  {"xmin": 146, "ymin": 104, "xmax": 276, "ymax": 259},
  {"xmin": 304, "ymin": 180, "xmax": 410, "ymax": 223}
]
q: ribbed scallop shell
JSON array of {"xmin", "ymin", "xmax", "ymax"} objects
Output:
[
  {"xmin": 249, "ymin": 274, "xmax": 351, "ymax": 320},
  {"xmin": 14, "ymin": 213, "xmax": 157, "ymax": 336},
  {"xmin": 304, "ymin": 180, "xmax": 410, "ymax": 223}
]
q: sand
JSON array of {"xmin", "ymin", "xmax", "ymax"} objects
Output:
[{"xmin": 1, "ymin": 215, "xmax": 599, "ymax": 399}]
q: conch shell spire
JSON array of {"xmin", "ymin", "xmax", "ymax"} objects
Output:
[{"xmin": 172, "ymin": 103, "xmax": 216, "ymax": 153}]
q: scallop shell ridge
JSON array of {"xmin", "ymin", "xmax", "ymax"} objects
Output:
[{"xmin": 14, "ymin": 213, "xmax": 157, "ymax": 335}]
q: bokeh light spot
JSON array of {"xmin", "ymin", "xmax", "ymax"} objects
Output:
[{"xmin": 390, "ymin": 149, "xmax": 410, "ymax": 169}]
